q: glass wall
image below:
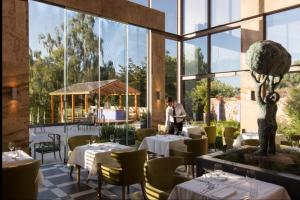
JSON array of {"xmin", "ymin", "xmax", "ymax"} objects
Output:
[
  {"xmin": 152, "ymin": 0, "xmax": 177, "ymax": 34},
  {"xmin": 129, "ymin": 0, "xmax": 148, "ymax": 7},
  {"xmin": 211, "ymin": 0, "xmax": 240, "ymax": 27},
  {"xmin": 266, "ymin": 7, "xmax": 300, "ymax": 65},
  {"xmin": 165, "ymin": 39, "xmax": 177, "ymax": 100},
  {"xmin": 183, "ymin": 37, "xmax": 208, "ymax": 75},
  {"xmin": 184, "ymin": 0, "xmax": 208, "ymax": 34},
  {"xmin": 211, "ymin": 29, "xmax": 241, "ymax": 73}
]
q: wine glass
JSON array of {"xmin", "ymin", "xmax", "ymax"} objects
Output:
[
  {"xmin": 214, "ymin": 163, "xmax": 223, "ymax": 177},
  {"xmin": 86, "ymin": 139, "xmax": 91, "ymax": 147},
  {"xmin": 110, "ymin": 134, "xmax": 115, "ymax": 143},
  {"xmin": 246, "ymin": 170, "xmax": 257, "ymax": 199},
  {"xmin": 8, "ymin": 142, "xmax": 15, "ymax": 152},
  {"xmin": 90, "ymin": 135, "xmax": 96, "ymax": 144},
  {"xmin": 115, "ymin": 136, "xmax": 121, "ymax": 144}
]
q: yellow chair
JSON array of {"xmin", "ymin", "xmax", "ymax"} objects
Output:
[
  {"xmin": 189, "ymin": 131, "xmax": 206, "ymax": 139},
  {"xmin": 204, "ymin": 126, "xmax": 217, "ymax": 151},
  {"xmin": 170, "ymin": 138, "xmax": 208, "ymax": 178},
  {"xmin": 243, "ymin": 139, "xmax": 260, "ymax": 146},
  {"xmin": 144, "ymin": 157, "xmax": 190, "ymax": 200},
  {"xmin": 2, "ymin": 160, "xmax": 40, "ymax": 200},
  {"xmin": 97, "ymin": 149, "xmax": 147, "ymax": 200},
  {"xmin": 222, "ymin": 127, "xmax": 239, "ymax": 149},
  {"xmin": 68, "ymin": 135, "xmax": 104, "ymax": 177}
]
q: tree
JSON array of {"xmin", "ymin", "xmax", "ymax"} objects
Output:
[{"xmin": 165, "ymin": 50, "xmax": 177, "ymax": 99}]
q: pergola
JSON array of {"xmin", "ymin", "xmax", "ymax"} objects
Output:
[{"xmin": 49, "ymin": 79, "xmax": 141, "ymax": 123}]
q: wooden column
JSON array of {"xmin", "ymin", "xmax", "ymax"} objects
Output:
[
  {"xmin": 72, "ymin": 94, "xmax": 75, "ymax": 122},
  {"xmin": 85, "ymin": 94, "xmax": 88, "ymax": 113},
  {"xmin": 60, "ymin": 95, "xmax": 64, "ymax": 122},
  {"xmin": 51, "ymin": 95, "xmax": 54, "ymax": 124},
  {"xmin": 119, "ymin": 95, "xmax": 122, "ymax": 109},
  {"xmin": 134, "ymin": 95, "xmax": 138, "ymax": 117}
]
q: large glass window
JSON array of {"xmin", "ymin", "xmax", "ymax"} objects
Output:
[
  {"xmin": 184, "ymin": 0, "xmax": 208, "ymax": 34},
  {"xmin": 165, "ymin": 39, "xmax": 177, "ymax": 100},
  {"xmin": 184, "ymin": 37, "xmax": 208, "ymax": 75},
  {"xmin": 211, "ymin": 0, "xmax": 240, "ymax": 27},
  {"xmin": 129, "ymin": 0, "xmax": 148, "ymax": 7},
  {"xmin": 267, "ymin": 7, "xmax": 300, "ymax": 65},
  {"xmin": 152, "ymin": 0, "xmax": 177, "ymax": 34},
  {"xmin": 211, "ymin": 29, "xmax": 241, "ymax": 73}
]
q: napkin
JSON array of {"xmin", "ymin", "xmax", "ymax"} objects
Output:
[{"xmin": 211, "ymin": 187, "xmax": 236, "ymax": 199}]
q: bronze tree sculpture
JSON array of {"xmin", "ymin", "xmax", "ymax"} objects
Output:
[{"xmin": 246, "ymin": 40, "xmax": 291, "ymax": 155}]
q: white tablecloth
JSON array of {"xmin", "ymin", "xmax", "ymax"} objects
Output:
[
  {"xmin": 2, "ymin": 150, "xmax": 44, "ymax": 187},
  {"xmin": 168, "ymin": 172, "xmax": 291, "ymax": 200},
  {"xmin": 138, "ymin": 135, "xmax": 190, "ymax": 157},
  {"xmin": 233, "ymin": 132, "xmax": 287, "ymax": 147},
  {"xmin": 182, "ymin": 125, "xmax": 203, "ymax": 137},
  {"xmin": 68, "ymin": 142, "xmax": 134, "ymax": 179}
]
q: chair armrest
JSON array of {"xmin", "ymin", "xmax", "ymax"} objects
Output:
[{"xmin": 145, "ymin": 182, "xmax": 170, "ymax": 200}]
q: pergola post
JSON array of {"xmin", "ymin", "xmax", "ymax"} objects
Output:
[
  {"xmin": 85, "ymin": 94, "xmax": 88, "ymax": 114},
  {"xmin": 134, "ymin": 94, "xmax": 138, "ymax": 117},
  {"xmin": 72, "ymin": 94, "xmax": 75, "ymax": 122},
  {"xmin": 60, "ymin": 95, "xmax": 64, "ymax": 123},
  {"xmin": 51, "ymin": 95, "xmax": 54, "ymax": 124},
  {"xmin": 119, "ymin": 95, "xmax": 122, "ymax": 109}
]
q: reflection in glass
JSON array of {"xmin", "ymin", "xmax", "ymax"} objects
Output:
[
  {"xmin": 184, "ymin": 0, "xmax": 207, "ymax": 34},
  {"xmin": 267, "ymin": 7, "xmax": 300, "ymax": 65},
  {"xmin": 210, "ymin": 77, "xmax": 240, "ymax": 122},
  {"xmin": 184, "ymin": 37, "xmax": 208, "ymax": 75},
  {"xmin": 211, "ymin": 29, "xmax": 241, "ymax": 73},
  {"xmin": 152, "ymin": 0, "xmax": 177, "ymax": 34},
  {"xmin": 165, "ymin": 39, "xmax": 177, "ymax": 100},
  {"xmin": 211, "ymin": 0, "xmax": 240, "ymax": 27}
]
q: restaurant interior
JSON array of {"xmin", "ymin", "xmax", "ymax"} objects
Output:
[{"xmin": 2, "ymin": 0, "xmax": 300, "ymax": 200}]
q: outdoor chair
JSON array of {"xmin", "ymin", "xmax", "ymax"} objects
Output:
[
  {"xmin": 222, "ymin": 127, "xmax": 239, "ymax": 149},
  {"xmin": 291, "ymin": 134, "xmax": 300, "ymax": 147},
  {"xmin": 204, "ymin": 126, "xmax": 217, "ymax": 151},
  {"xmin": 144, "ymin": 157, "xmax": 190, "ymax": 200},
  {"xmin": 3, "ymin": 160, "xmax": 40, "ymax": 200},
  {"xmin": 170, "ymin": 138, "xmax": 208, "ymax": 178},
  {"xmin": 97, "ymin": 149, "xmax": 147, "ymax": 200},
  {"xmin": 34, "ymin": 133, "xmax": 61, "ymax": 164}
]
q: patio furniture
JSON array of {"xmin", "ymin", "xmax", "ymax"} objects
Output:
[
  {"xmin": 170, "ymin": 138, "xmax": 208, "ymax": 178},
  {"xmin": 222, "ymin": 127, "xmax": 239, "ymax": 149},
  {"xmin": 144, "ymin": 157, "xmax": 190, "ymax": 200},
  {"xmin": 291, "ymin": 134, "xmax": 300, "ymax": 147},
  {"xmin": 204, "ymin": 126, "xmax": 217, "ymax": 151},
  {"xmin": 97, "ymin": 149, "xmax": 147, "ymax": 200},
  {"xmin": 2, "ymin": 159, "xmax": 41, "ymax": 200},
  {"xmin": 34, "ymin": 133, "xmax": 61, "ymax": 164}
]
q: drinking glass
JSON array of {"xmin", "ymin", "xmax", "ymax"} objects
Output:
[
  {"xmin": 8, "ymin": 142, "xmax": 15, "ymax": 152},
  {"xmin": 115, "ymin": 137, "xmax": 121, "ymax": 144},
  {"xmin": 110, "ymin": 134, "xmax": 115, "ymax": 143},
  {"xmin": 246, "ymin": 169, "xmax": 258, "ymax": 199},
  {"xmin": 15, "ymin": 147, "xmax": 21, "ymax": 158},
  {"xmin": 86, "ymin": 139, "xmax": 91, "ymax": 147},
  {"xmin": 246, "ymin": 169, "xmax": 256, "ymax": 182},
  {"xmin": 214, "ymin": 163, "xmax": 223, "ymax": 177}
]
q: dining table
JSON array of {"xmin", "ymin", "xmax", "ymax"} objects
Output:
[
  {"xmin": 2, "ymin": 150, "xmax": 44, "ymax": 187},
  {"xmin": 168, "ymin": 171, "xmax": 291, "ymax": 200},
  {"xmin": 67, "ymin": 142, "xmax": 134, "ymax": 181},
  {"xmin": 138, "ymin": 134, "xmax": 190, "ymax": 157}
]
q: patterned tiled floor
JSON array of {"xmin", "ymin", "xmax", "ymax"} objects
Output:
[{"xmin": 38, "ymin": 163, "xmax": 144, "ymax": 200}]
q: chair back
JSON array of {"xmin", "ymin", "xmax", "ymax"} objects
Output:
[
  {"xmin": 3, "ymin": 160, "xmax": 40, "ymax": 200},
  {"xmin": 291, "ymin": 135, "xmax": 300, "ymax": 142},
  {"xmin": 222, "ymin": 127, "xmax": 238, "ymax": 148},
  {"xmin": 48, "ymin": 133, "xmax": 61, "ymax": 148},
  {"xmin": 68, "ymin": 135, "xmax": 101, "ymax": 151},
  {"xmin": 204, "ymin": 126, "xmax": 217, "ymax": 145},
  {"xmin": 184, "ymin": 138, "xmax": 208, "ymax": 156},
  {"xmin": 145, "ymin": 157, "xmax": 183, "ymax": 191},
  {"xmin": 111, "ymin": 149, "xmax": 147, "ymax": 185},
  {"xmin": 135, "ymin": 128, "xmax": 157, "ymax": 142},
  {"xmin": 187, "ymin": 126, "xmax": 202, "ymax": 135},
  {"xmin": 243, "ymin": 139, "xmax": 259, "ymax": 146}
]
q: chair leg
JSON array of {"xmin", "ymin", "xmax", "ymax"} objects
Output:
[
  {"xmin": 192, "ymin": 165, "xmax": 195, "ymax": 178},
  {"xmin": 76, "ymin": 165, "xmax": 81, "ymax": 184},
  {"xmin": 127, "ymin": 185, "xmax": 130, "ymax": 194},
  {"xmin": 41, "ymin": 153, "xmax": 44, "ymax": 165},
  {"xmin": 97, "ymin": 176, "xmax": 102, "ymax": 200},
  {"xmin": 140, "ymin": 181, "xmax": 146, "ymax": 200},
  {"xmin": 59, "ymin": 151, "xmax": 62, "ymax": 161},
  {"xmin": 70, "ymin": 166, "xmax": 74, "ymax": 177},
  {"xmin": 34, "ymin": 150, "xmax": 36, "ymax": 160},
  {"xmin": 54, "ymin": 151, "xmax": 56, "ymax": 160},
  {"xmin": 122, "ymin": 186, "xmax": 126, "ymax": 200}
]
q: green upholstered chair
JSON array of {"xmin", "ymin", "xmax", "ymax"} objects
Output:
[
  {"xmin": 222, "ymin": 127, "xmax": 239, "ymax": 149},
  {"xmin": 68, "ymin": 135, "xmax": 104, "ymax": 177},
  {"xmin": 97, "ymin": 149, "xmax": 147, "ymax": 200},
  {"xmin": 144, "ymin": 157, "xmax": 190, "ymax": 200},
  {"xmin": 2, "ymin": 160, "xmax": 40, "ymax": 200},
  {"xmin": 170, "ymin": 138, "xmax": 208, "ymax": 178},
  {"xmin": 243, "ymin": 139, "xmax": 260, "ymax": 147},
  {"xmin": 204, "ymin": 126, "xmax": 217, "ymax": 151},
  {"xmin": 34, "ymin": 133, "xmax": 61, "ymax": 164}
]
